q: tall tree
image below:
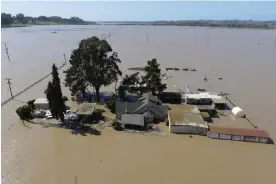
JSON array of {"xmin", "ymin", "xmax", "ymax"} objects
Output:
[
  {"xmin": 15, "ymin": 13, "xmax": 28, "ymax": 24},
  {"xmin": 121, "ymin": 72, "xmax": 141, "ymax": 95},
  {"xmin": 51, "ymin": 64, "xmax": 66, "ymax": 121},
  {"xmin": 1, "ymin": 13, "xmax": 14, "ymax": 26},
  {"xmin": 64, "ymin": 36, "xmax": 122, "ymax": 102},
  {"xmin": 45, "ymin": 81, "xmax": 54, "ymax": 115},
  {"xmin": 142, "ymin": 58, "xmax": 167, "ymax": 96},
  {"xmin": 64, "ymin": 49, "xmax": 88, "ymax": 100},
  {"xmin": 118, "ymin": 85, "xmax": 127, "ymax": 102}
]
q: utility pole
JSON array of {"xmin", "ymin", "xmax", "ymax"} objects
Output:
[
  {"xmin": 4, "ymin": 42, "xmax": 11, "ymax": 63},
  {"xmin": 5, "ymin": 78, "xmax": 13, "ymax": 99},
  {"xmin": 63, "ymin": 53, "xmax": 67, "ymax": 65}
]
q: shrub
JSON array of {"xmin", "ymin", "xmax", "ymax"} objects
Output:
[
  {"xmin": 62, "ymin": 96, "xmax": 69, "ymax": 102},
  {"xmin": 112, "ymin": 120, "xmax": 124, "ymax": 131},
  {"xmin": 16, "ymin": 105, "xmax": 33, "ymax": 120},
  {"xmin": 27, "ymin": 99, "xmax": 36, "ymax": 110},
  {"xmin": 105, "ymin": 99, "xmax": 116, "ymax": 113}
]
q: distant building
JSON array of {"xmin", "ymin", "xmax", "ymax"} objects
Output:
[
  {"xmin": 79, "ymin": 91, "xmax": 138, "ymax": 104},
  {"xmin": 207, "ymin": 126, "xmax": 270, "ymax": 144},
  {"xmin": 168, "ymin": 104, "xmax": 208, "ymax": 135},
  {"xmin": 159, "ymin": 92, "xmax": 182, "ymax": 104}
]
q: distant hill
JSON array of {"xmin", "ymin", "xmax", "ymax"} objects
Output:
[{"xmin": 1, "ymin": 13, "xmax": 97, "ymax": 27}]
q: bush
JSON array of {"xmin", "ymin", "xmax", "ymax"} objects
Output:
[
  {"xmin": 105, "ymin": 99, "xmax": 116, "ymax": 113},
  {"xmin": 16, "ymin": 105, "xmax": 33, "ymax": 120},
  {"xmin": 112, "ymin": 120, "xmax": 124, "ymax": 131},
  {"xmin": 27, "ymin": 99, "xmax": 36, "ymax": 110},
  {"xmin": 62, "ymin": 96, "xmax": 69, "ymax": 102}
]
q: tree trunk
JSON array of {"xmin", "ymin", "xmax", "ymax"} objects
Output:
[
  {"xmin": 95, "ymin": 86, "xmax": 100, "ymax": 103},
  {"xmin": 81, "ymin": 86, "xmax": 86, "ymax": 100}
]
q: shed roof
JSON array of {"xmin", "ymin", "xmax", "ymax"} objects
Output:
[
  {"xmin": 77, "ymin": 103, "xmax": 96, "ymax": 115},
  {"xmin": 196, "ymin": 103, "xmax": 215, "ymax": 111},
  {"xmin": 209, "ymin": 126, "xmax": 270, "ymax": 138},
  {"xmin": 211, "ymin": 98, "xmax": 226, "ymax": 104},
  {"xmin": 185, "ymin": 92, "xmax": 223, "ymax": 100},
  {"xmin": 121, "ymin": 114, "xmax": 144, "ymax": 126},
  {"xmin": 169, "ymin": 104, "xmax": 206, "ymax": 125},
  {"xmin": 34, "ymin": 98, "xmax": 48, "ymax": 104}
]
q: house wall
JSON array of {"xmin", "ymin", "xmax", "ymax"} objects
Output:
[
  {"xmin": 170, "ymin": 125, "xmax": 208, "ymax": 135},
  {"xmin": 207, "ymin": 131, "xmax": 269, "ymax": 144},
  {"xmin": 207, "ymin": 132, "xmax": 219, "ymax": 139},
  {"xmin": 170, "ymin": 125, "xmax": 197, "ymax": 134},
  {"xmin": 219, "ymin": 133, "xmax": 232, "ymax": 140},
  {"xmin": 196, "ymin": 127, "xmax": 208, "ymax": 136},
  {"xmin": 232, "ymin": 135, "xmax": 244, "ymax": 141}
]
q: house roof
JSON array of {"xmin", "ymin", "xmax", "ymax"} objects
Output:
[
  {"xmin": 77, "ymin": 103, "xmax": 96, "ymax": 115},
  {"xmin": 116, "ymin": 94, "xmax": 168, "ymax": 119},
  {"xmin": 116, "ymin": 102, "xmax": 140, "ymax": 115},
  {"xmin": 138, "ymin": 93, "xmax": 162, "ymax": 104},
  {"xmin": 121, "ymin": 114, "xmax": 144, "ymax": 126},
  {"xmin": 209, "ymin": 126, "xmax": 270, "ymax": 138}
]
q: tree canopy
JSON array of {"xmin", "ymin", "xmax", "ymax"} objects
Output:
[
  {"xmin": 1, "ymin": 12, "xmax": 96, "ymax": 27},
  {"xmin": 45, "ymin": 64, "xmax": 66, "ymax": 121},
  {"xmin": 1, "ymin": 13, "xmax": 14, "ymax": 26},
  {"xmin": 64, "ymin": 36, "xmax": 122, "ymax": 102},
  {"xmin": 142, "ymin": 58, "xmax": 166, "ymax": 96}
]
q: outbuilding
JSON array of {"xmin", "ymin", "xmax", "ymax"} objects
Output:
[
  {"xmin": 33, "ymin": 98, "xmax": 49, "ymax": 110},
  {"xmin": 207, "ymin": 126, "xmax": 270, "ymax": 144},
  {"xmin": 168, "ymin": 104, "xmax": 208, "ymax": 135}
]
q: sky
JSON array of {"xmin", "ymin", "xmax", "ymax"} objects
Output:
[{"xmin": 1, "ymin": 1, "xmax": 276, "ymax": 21}]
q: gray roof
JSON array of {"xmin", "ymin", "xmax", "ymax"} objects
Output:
[
  {"xmin": 77, "ymin": 103, "xmax": 96, "ymax": 115},
  {"xmin": 121, "ymin": 114, "xmax": 144, "ymax": 126},
  {"xmin": 138, "ymin": 93, "xmax": 162, "ymax": 104},
  {"xmin": 116, "ymin": 94, "xmax": 168, "ymax": 119}
]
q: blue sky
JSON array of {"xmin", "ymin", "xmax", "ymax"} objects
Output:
[{"xmin": 1, "ymin": 1, "xmax": 276, "ymax": 21}]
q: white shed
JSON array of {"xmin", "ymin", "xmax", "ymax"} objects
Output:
[
  {"xmin": 34, "ymin": 98, "xmax": 49, "ymax": 110},
  {"xmin": 232, "ymin": 107, "xmax": 245, "ymax": 118}
]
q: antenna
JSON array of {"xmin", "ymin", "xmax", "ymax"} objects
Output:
[
  {"xmin": 5, "ymin": 78, "xmax": 13, "ymax": 99},
  {"xmin": 4, "ymin": 42, "xmax": 11, "ymax": 63}
]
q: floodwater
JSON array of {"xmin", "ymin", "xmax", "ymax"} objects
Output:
[{"xmin": 1, "ymin": 25, "xmax": 276, "ymax": 184}]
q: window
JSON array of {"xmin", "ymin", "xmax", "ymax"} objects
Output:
[{"xmin": 146, "ymin": 116, "xmax": 153, "ymax": 122}]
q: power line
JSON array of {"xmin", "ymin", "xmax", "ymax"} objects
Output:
[{"xmin": 5, "ymin": 78, "xmax": 13, "ymax": 99}]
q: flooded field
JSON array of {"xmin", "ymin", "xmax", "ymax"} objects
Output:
[{"xmin": 1, "ymin": 25, "xmax": 276, "ymax": 184}]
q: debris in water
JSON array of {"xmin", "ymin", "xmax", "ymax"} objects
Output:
[
  {"xmin": 189, "ymin": 68, "xmax": 197, "ymax": 71},
  {"xmin": 197, "ymin": 88, "xmax": 206, "ymax": 92},
  {"xmin": 183, "ymin": 68, "xmax": 188, "ymax": 71}
]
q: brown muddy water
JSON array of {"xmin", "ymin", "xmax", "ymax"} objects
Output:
[{"xmin": 1, "ymin": 25, "xmax": 276, "ymax": 184}]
